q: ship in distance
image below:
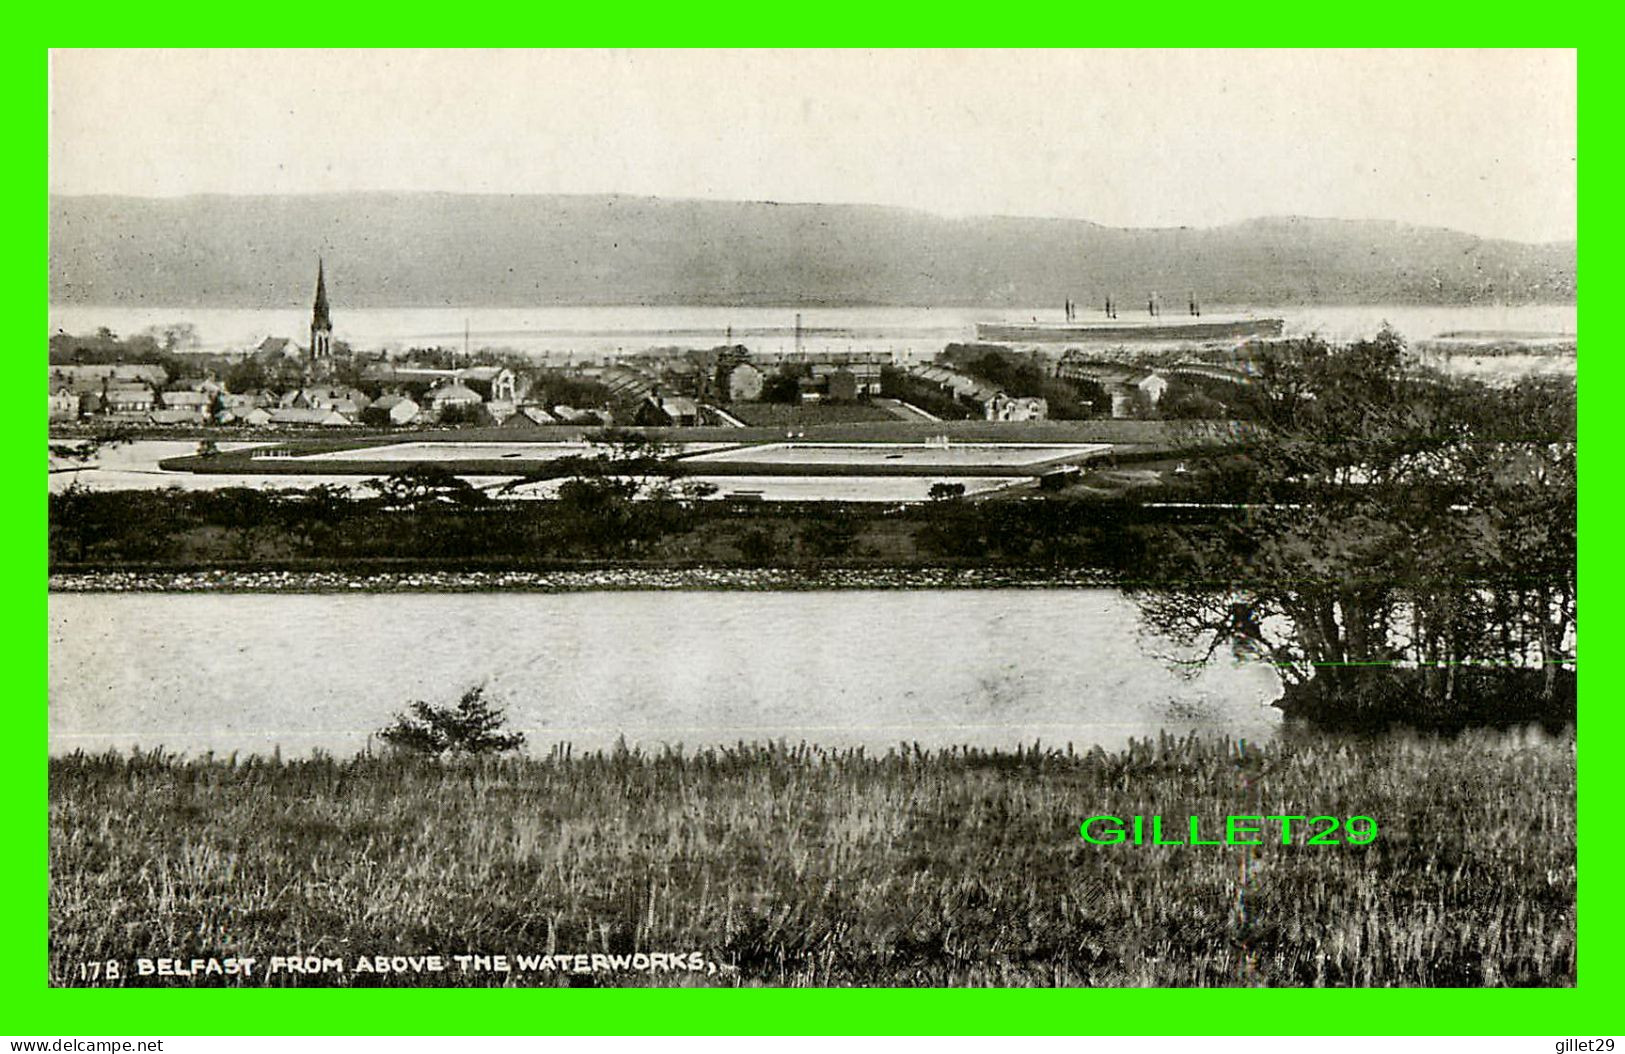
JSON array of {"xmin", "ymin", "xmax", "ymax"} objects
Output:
[{"xmin": 976, "ymin": 295, "xmax": 1285, "ymax": 343}]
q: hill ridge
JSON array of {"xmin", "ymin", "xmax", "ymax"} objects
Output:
[{"xmin": 49, "ymin": 192, "xmax": 1576, "ymax": 308}]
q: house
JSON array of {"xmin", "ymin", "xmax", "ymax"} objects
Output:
[
  {"xmin": 1054, "ymin": 359, "xmax": 1169, "ymax": 418},
  {"xmin": 297, "ymin": 386, "xmax": 372, "ymax": 413},
  {"xmin": 221, "ymin": 406, "xmax": 274, "ymax": 427},
  {"xmin": 726, "ymin": 362, "xmax": 765, "ymax": 402},
  {"xmin": 985, "ymin": 394, "xmax": 1049, "ymax": 422},
  {"xmin": 425, "ymin": 382, "xmax": 482, "ymax": 408},
  {"xmin": 48, "ymin": 363, "xmax": 167, "ymax": 393},
  {"xmin": 424, "ymin": 382, "xmax": 482, "ymax": 417},
  {"xmin": 268, "ymin": 408, "xmax": 355, "ymax": 427},
  {"xmin": 552, "ymin": 405, "xmax": 607, "ymax": 425},
  {"xmin": 458, "ymin": 366, "xmax": 518, "ymax": 403},
  {"xmin": 656, "ymin": 358, "xmax": 706, "ymax": 398},
  {"xmin": 501, "ymin": 405, "xmax": 558, "ymax": 428},
  {"xmin": 907, "ymin": 365, "xmax": 1002, "ymax": 414},
  {"xmin": 160, "ymin": 390, "xmax": 213, "ymax": 412},
  {"xmin": 633, "ymin": 395, "xmax": 700, "ymax": 427},
  {"xmin": 601, "ymin": 366, "xmax": 657, "ymax": 404},
  {"xmin": 103, "ymin": 385, "xmax": 155, "ymax": 413},
  {"xmin": 825, "ymin": 368, "xmax": 859, "ymax": 403},
  {"xmin": 365, "ymin": 394, "xmax": 421, "ymax": 427},
  {"xmin": 148, "ymin": 408, "xmax": 207, "ymax": 426},
  {"xmin": 48, "ymin": 389, "xmax": 79, "ymax": 421},
  {"xmin": 255, "ymin": 336, "xmax": 306, "ymax": 361},
  {"xmin": 223, "ymin": 391, "xmax": 275, "ymax": 412},
  {"xmin": 843, "ymin": 362, "xmax": 886, "ymax": 395}
]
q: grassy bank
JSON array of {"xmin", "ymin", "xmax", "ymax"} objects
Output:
[
  {"xmin": 50, "ymin": 488, "xmax": 1228, "ymax": 571},
  {"xmin": 50, "ymin": 731, "xmax": 1575, "ymax": 988}
]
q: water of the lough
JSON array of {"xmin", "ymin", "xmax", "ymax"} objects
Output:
[
  {"xmin": 48, "ymin": 303, "xmax": 1577, "ymax": 360},
  {"xmin": 48, "ymin": 590, "xmax": 1282, "ymax": 758}
]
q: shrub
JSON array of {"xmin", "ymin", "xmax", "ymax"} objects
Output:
[{"xmin": 375, "ymin": 685, "xmax": 526, "ymax": 756}]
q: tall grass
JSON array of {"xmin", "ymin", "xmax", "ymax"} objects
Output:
[{"xmin": 49, "ymin": 730, "xmax": 1575, "ymax": 987}]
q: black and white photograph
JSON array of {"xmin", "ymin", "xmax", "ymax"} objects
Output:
[{"xmin": 47, "ymin": 48, "xmax": 1576, "ymax": 988}]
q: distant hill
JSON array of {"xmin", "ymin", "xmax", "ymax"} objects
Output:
[{"xmin": 48, "ymin": 193, "xmax": 1576, "ymax": 308}]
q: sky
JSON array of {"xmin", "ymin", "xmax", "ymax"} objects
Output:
[{"xmin": 48, "ymin": 49, "xmax": 1576, "ymax": 244}]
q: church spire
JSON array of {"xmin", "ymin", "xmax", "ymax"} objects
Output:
[
  {"xmin": 309, "ymin": 257, "xmax": 333, "ymax": 361},
  {"xmin": 312, "ymin": 257, "xmax": 332, "ymax": 331}
]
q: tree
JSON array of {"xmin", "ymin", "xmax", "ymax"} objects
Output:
[
  {"xmin": 143, "ymin": 322, "xmax": 200, "ymax": 353},
  {"xmin": 376, "ymin": 685, "xmax": 526, "ymax": 756},
  {"xmin": 49, "ymin": 427, "xmax": 132, "ymax": 468},
  {"xmin": 736, "ymin": 527, "xmax": 778, "ymax": 565},
  {"xmin": 364, "ymin": 465, "xmax": 489, "ymax": 510},
  {"xmin": 278, "ymin": 483, "xmax": 356, "ymax": 552},
  {"xmin": 1157, "ymin": 377, "xmax": 1228, "ymax": 420},
  {"xmin": 761, "ymin": 368, "xmax": 803, "ymax": 404},
  {"xmin": 1130, "ymin": 331, "xmax": 1575, "ymax": 728},
  {"xmin": 437, "ymin": 402, "xmax": 481, "ymax": 426},
  {"xmin": 799, "ymin": 510, "xmax": 861, "ymax": 558},
  {"xmin": 928, "ymin": 482, "xmax": 966, "ymax": 501}
]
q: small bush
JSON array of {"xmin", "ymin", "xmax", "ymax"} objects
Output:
[{"xmin": 376, "ymin": 685, "xmax": 526, "ymax": 756}]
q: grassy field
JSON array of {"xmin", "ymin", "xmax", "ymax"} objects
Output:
[{"xmin": 49, "ymin": 731, "xmax": 1574, "ymax": 988}]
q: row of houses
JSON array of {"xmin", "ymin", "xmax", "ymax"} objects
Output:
[
  {"xmin": 48, "ymin": 359, "xmax": 610, "ymax": 429},
  {"xmin": 1053, "ymin": 356, "xmax": 1172, "ymax": 418},
  {"xmin": 905, "ymin": 365, "xmax": 1050, "ymax": 422},
  {"xmin": 605, "ymin": 348, "xmax": 887, "ymax": 406}
]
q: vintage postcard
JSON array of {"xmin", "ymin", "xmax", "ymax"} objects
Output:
[{"xmin": 47, "ymin": 48, "xmax": 1575, "ymax": 991}]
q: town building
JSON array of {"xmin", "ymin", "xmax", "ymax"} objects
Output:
[
  {"xmin": 366, "ymin": 395, "xmax": 421, "ymax": 427},
  {"xmin": 255, "ymin": 336, "xmax": 306, "ymax": 361},
  {"xmin": 48, "ymin": 388, "xmax": 78, "ymax": 421},
  {"xmin": 502, "ymin": 406, "xmax": 558, "ymax": 428},
  {"xmin": 48, "ymin": 363, "xmax": 167, "ymax": 393},
  {"xmin": 424, "ymin": 382, "xmax": 482, "ymax": 416},
  {"xmin": 634, "ymin": 395, "xmax": 701, "ymax": 427},
  {"xmin": 160, "ymin": 390, "xmax": 213, "ymax": 412},
  {"xmin": 552, "ymin": 405, "xmax": 608, "ymax": 425},
  {"xmin": 458, "ymin": 366, "xmax": 519, "ymax": 403},
  {"xmin": 985, "ymin": 393, "xmax": 1049, "ymax": 422},
  {"xmin": 103, "ymin": 385, "xmax": 155, "ymax": 413},
  {"xmin": 268, "ymin": 407, "xmax": 354, "ymax": 427}
]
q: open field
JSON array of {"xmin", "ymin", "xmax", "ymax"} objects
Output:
[{"xmin": 50, "ymin": 730, "xmax": 1574, "ymax": 987}]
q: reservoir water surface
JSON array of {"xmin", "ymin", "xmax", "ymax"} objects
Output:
[{"xmin": 49, "ymin": 589, "xmax": 1282, "ymax": 757}]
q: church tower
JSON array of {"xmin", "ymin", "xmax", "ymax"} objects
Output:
[{"xmin": 309, "ymin": 258, "xmax": 333, "ymax": 361}]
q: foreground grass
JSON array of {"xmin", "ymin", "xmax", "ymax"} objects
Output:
[{"xmin": 49, "ymin": 731, "xmax": 1575, "ymax": 988}]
